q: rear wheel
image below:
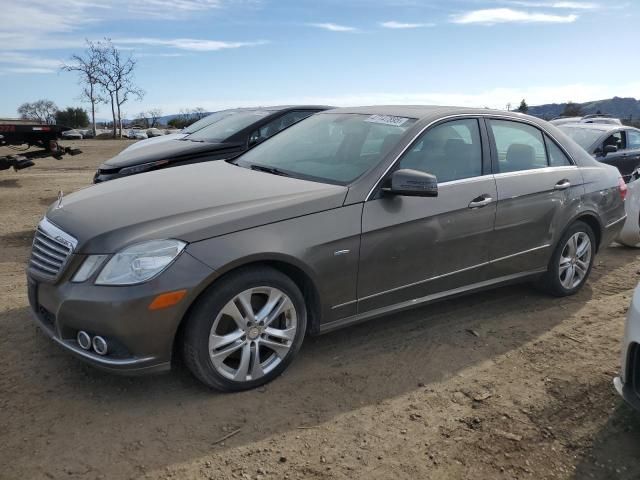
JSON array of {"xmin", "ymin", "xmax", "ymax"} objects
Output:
[
  {"xmin": 538, "ymin": 221, "xmax": 595, "ymax": 297},
  {"xmin": 182, "ymin": 267, "xmax": 307, "ymax": 391}
]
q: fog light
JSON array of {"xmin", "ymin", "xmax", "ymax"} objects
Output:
[
  {"xmin": 77, "ymin": 331, "xmax": 91, "ymax": 350},
  {"xmin": 92, "ymin": 336, "xmax": 108, "ymax": 355}
]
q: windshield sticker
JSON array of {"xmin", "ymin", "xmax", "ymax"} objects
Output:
[{"xmin": 365, "ymin": 115, "xmax": 410, "ymax": 127}]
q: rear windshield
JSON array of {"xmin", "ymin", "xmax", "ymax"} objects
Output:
[
  {"xmin": 558, "ymin": 126, "xmax": 603, "ymax": 150},
  {"xmin": 187, "ymin": 110, "xmax": 271, "ymax": 142},
  {"xmin": 236, "ymin": 113, "xmax": 416, "ymax": 185}
]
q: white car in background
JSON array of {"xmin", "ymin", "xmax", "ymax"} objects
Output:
[
  {"xmin": 122, "ymin": 111, "xmax": 230, "ymax": 152},
  {"xmin": 615, "ymin": 283, "xmax": 640, "ymax": 412},
  {"xmin": 617, "ymin": 169, "xmax": 640, "ymax": 248}
]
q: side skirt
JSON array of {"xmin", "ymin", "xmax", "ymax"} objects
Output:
[{"xmin": 318, "ymin": 269, "xmax": 545, "ymax": 334}]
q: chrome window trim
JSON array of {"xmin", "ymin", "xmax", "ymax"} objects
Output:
[
  {"xmin": 492, "ymin": 165, "xmax": 579, "ymax": 180},
  {"xmin": 365, "ymin": 113, "xmax": 577, "ymax": 201}
]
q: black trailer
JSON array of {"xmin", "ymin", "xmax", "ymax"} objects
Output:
[{"xmin": 0, "ymin": 119, "xmax": 81, "ymax": 171}]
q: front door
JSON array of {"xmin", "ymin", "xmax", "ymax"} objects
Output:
[
  {"xmin": 487, "ymin": 118, "xmax": 584, "ymax": 277},
  {"xmin": 357, "ymin": 118, "xmax": 497, "ymax": 313}
]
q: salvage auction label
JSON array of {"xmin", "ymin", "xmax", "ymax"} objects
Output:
[{"xmin": 365, "ymin": 115, "xmax": 410, "ymax": 127}]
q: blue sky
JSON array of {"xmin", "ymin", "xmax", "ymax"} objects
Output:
[{"xmin": 0, "ymin": 0, "xmax": 637, "ymax": 118}]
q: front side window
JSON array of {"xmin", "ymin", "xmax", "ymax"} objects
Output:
[
  {"xmin": 398, "ymin": 119, "xmax": 482, "ymax": 183},
  {"xmin": 489, "ymin": 120, "xmax": 547, "ymax": 173},
  {"xmin": 602, "ymin": 131, "xmax": 626, "ymax": 152},
  {"xmin": 248, "ymin": 111, "xmax": 316, "ymax": 146},
  {"xmin": 627, "ymin": 130, "xmax": 640, "ymax": 150},
  {"xmin": 236, "ymin": 113, "xmax": 416, "ymax": 185}
]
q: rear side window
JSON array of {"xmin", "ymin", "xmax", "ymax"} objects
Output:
[
  {"xmin": 399, "ymin": 118, "xmax": 482, "ymax": 183},
  {"xmin": 545, "ymin": 136, "xmax": 571, "ymax": 167},
  {"xmin": 489, "ymin": 120, "xmax": 547, "ymax": 173},
  {"xmin": 627, "ymin": 130, "xmax": 640, "ymax": 150}
]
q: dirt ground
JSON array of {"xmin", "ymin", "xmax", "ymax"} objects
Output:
[{"xmin": 1, "ymin": 139, "xmax": 640, "ymax": 480}]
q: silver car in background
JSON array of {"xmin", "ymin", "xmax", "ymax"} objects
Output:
[{"xmin": 615, "ymin": 283, "xmax": 640, "ymax": 412}]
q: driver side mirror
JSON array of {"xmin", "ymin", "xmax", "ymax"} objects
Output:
[
  {"xmin": 600, "ymin": 144, "xmax": 618, "ymax": 157},
  {"xmin": 382, "ymin": 169, "xmax": 438, "ymax": 197}
]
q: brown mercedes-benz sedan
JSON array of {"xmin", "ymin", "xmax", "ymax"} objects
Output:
[{"xmin": 27, "ymin": 106, "xmax": 627, "ymax": 391}]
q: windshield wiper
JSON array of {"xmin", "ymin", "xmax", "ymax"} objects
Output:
[{"xmin": 249, "ymin": 164, "xmax": 290, "ymax": 177}]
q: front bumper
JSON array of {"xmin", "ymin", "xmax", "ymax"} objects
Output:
[{"xmin": 27, "ymin": 251, "xmax": 214, "ymax": 374}]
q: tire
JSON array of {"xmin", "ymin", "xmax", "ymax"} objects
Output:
[
  {"xmin": 182, "ymin": 266, "xmax": 307, "ymax": 392},
  {"xmin": 537, "ymin": 221, "xmax": 596, "ymax": 297}
]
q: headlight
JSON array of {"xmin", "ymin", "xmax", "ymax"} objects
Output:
[
  {"xmin": 72, "ymin": 255, "xmax": 108, "ymax": 282},
  {"xmin": 95, "ymin": 239, "xmax": 186, "ymax": 285},
  {"xmin": 119, "ymin": 160, "xmax": 169, "ymax": 176}
]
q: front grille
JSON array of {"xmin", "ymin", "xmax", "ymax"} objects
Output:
[{"xmin": 29, "ymin": 218, "xmax": 77, "ymax": 280}]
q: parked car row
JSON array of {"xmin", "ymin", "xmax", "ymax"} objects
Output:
[{"xmin": 27, "ymin": 105, "xmax": 627, "ymax": 392}]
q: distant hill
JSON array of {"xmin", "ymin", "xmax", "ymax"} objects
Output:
[{"xmin": 529, "ymin": 96, "xmax": 640, "ymax": 120}]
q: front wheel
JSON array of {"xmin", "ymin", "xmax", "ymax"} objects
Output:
[
  {"xmin": 182, "ymin": 267, "xmax": 307, "ymax": 391},
  {"xmin": 538, "ymin": 221, "xmax": 596, "ymax": 297}
]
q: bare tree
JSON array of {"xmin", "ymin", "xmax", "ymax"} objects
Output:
[
  {"xmin": 91, "ymin": 39, "xmax": 145, "ymax": 138},
  {"xmin": 191, "ymin": 107, "xmax": 207, "ymax": 121},
  {"xmin": 147, "ymin": 108, "xmax": 163, "ymax": 127},
  {"xmin": 62, "ymin": 41, "xmax": 104, "ymax": 135},
  {"xmin": 17, "ymin": 99, "xmax": 58, "ymax": 124}
]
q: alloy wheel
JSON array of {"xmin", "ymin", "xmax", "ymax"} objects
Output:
[
  {"xmin": 208, "ymin": 287, "xmax": 298, "ymax": 382},
  {"xmin": 558, "ymin": 232, "xmax": 592, "ymax": 289}
]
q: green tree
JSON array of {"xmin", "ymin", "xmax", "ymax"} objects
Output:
[
  {"xmin": 517, "ymin": 99, "xmax": 529, "ymax": 114},
  {"xmin": 562, "ymin": 101, "xmax": 583, "ymax": 117},
  {"xmin": 55, "ymin": 107, "xmax": 90, "ymax": 128}
]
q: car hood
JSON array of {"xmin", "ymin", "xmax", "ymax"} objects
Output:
[
  {"xmin": 46, "ymin": 161, "xmax": 348, "ymax": 253},
  {"xmin": 121, "ymin": 132, "xmax": 186, "ymax": 153},
  {"xmin": 102, "ymin": 138, "xmax": 241, "ymax": 169}
]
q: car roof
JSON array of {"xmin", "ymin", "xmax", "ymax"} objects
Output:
[
  {"xmin": 557, "ymin": 123, "xmax": 624, "ymax": 132},
  {"xmin": 320, "ymin": 105, "xmax": 544, "ymax": 122},
  {"xmin": 220, "ymin": 105, "xmax": 332, "ymax": 113}
]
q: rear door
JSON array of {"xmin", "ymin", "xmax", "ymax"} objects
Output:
[
  {"xmin": 357, "ymin": 117, "xmax": 497, "ymax": 313},
  {"xmin": 487, "ymin": 119, "xmax": 584, "ymax": 277}
]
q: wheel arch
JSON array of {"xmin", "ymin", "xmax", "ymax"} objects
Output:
[
  {"xmin": 172, "ymin": 255, "xmax": 323, "ymax": 363},
  {"xmin": 556, "ymin": 211, "xmax": 603, "ymax": 253}
]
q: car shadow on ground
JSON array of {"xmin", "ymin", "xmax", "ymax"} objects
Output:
[{"xmin": 573, "ymin": 403, "xmax": 640, "ymax": 479}]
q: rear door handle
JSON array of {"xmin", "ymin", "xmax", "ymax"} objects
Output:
[
  {"xmin": 554, "ymin": 179, "xmax": 571, "ymax": 190},
  {"xmin": 468, "ymin": 195, "xmax": 493, "ymax": 209}
]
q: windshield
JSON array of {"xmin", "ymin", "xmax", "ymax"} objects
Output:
[
  {"xmin": 187, "ymin": 110, "xmax": 271, "ymax": 142},
  {"xmin": 236, "ymin": 113, "xmax": 417, "ymax": 185},
  {"xmin": 558, "ymin": 126, "xmax": 603, "ymax": 150},
  {"xmin": 183, "ymin": 111, "xmax": 236, "ymax": 134}
]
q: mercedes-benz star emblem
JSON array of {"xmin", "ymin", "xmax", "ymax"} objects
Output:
[{"xmin": 56, "ymin": 190, "xmax": 64, "ymax": 209}]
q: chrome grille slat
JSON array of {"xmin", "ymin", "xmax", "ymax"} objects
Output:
[
  {"xmin": 32, "ymin": 242, "xmax": 67, "ymax": 261},
  {"xmin": 28, "ymin": 218, "xmax": 77, "ymax": 280},
  {"xmin": 30, "ymin": 257, "xmax": 59, "ymax": 274},
  {"xmin": 34, "ymin": 234, "xmax": 71, "ymax": 256},
  {"xmin": 31, "ymin": 250, "xmax": 64, "ymax": 268}
]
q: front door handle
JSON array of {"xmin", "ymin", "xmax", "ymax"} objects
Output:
[
  {"xmin": 468, "ymin": 195, "xmax": 493, "ymax": 209},
  {"xmin": 554, "ymin": 179, "xmax": 571, "ymax": 190}
]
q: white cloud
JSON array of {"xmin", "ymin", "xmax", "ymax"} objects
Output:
[
  {"xmin": 0, "ymin": 52, "xmax": 62, "ymax": 74},
  {"xmin": 452, "ymin": 8, "xmax": 578, "ymax": 24},
  {"xmin": 309, "ymin": 23, "xmax": 358, "ymax": 32},
  {"xmin": 380, "ymin": 21, "xmax": 435, "ymax": 29},
  {"xmin": 115, "ymin": 37, "xmax": 267, "ymax": 51},
  {"xmin": 505, "ymin": 1, "xmax": 599, "ymax": 8}
]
